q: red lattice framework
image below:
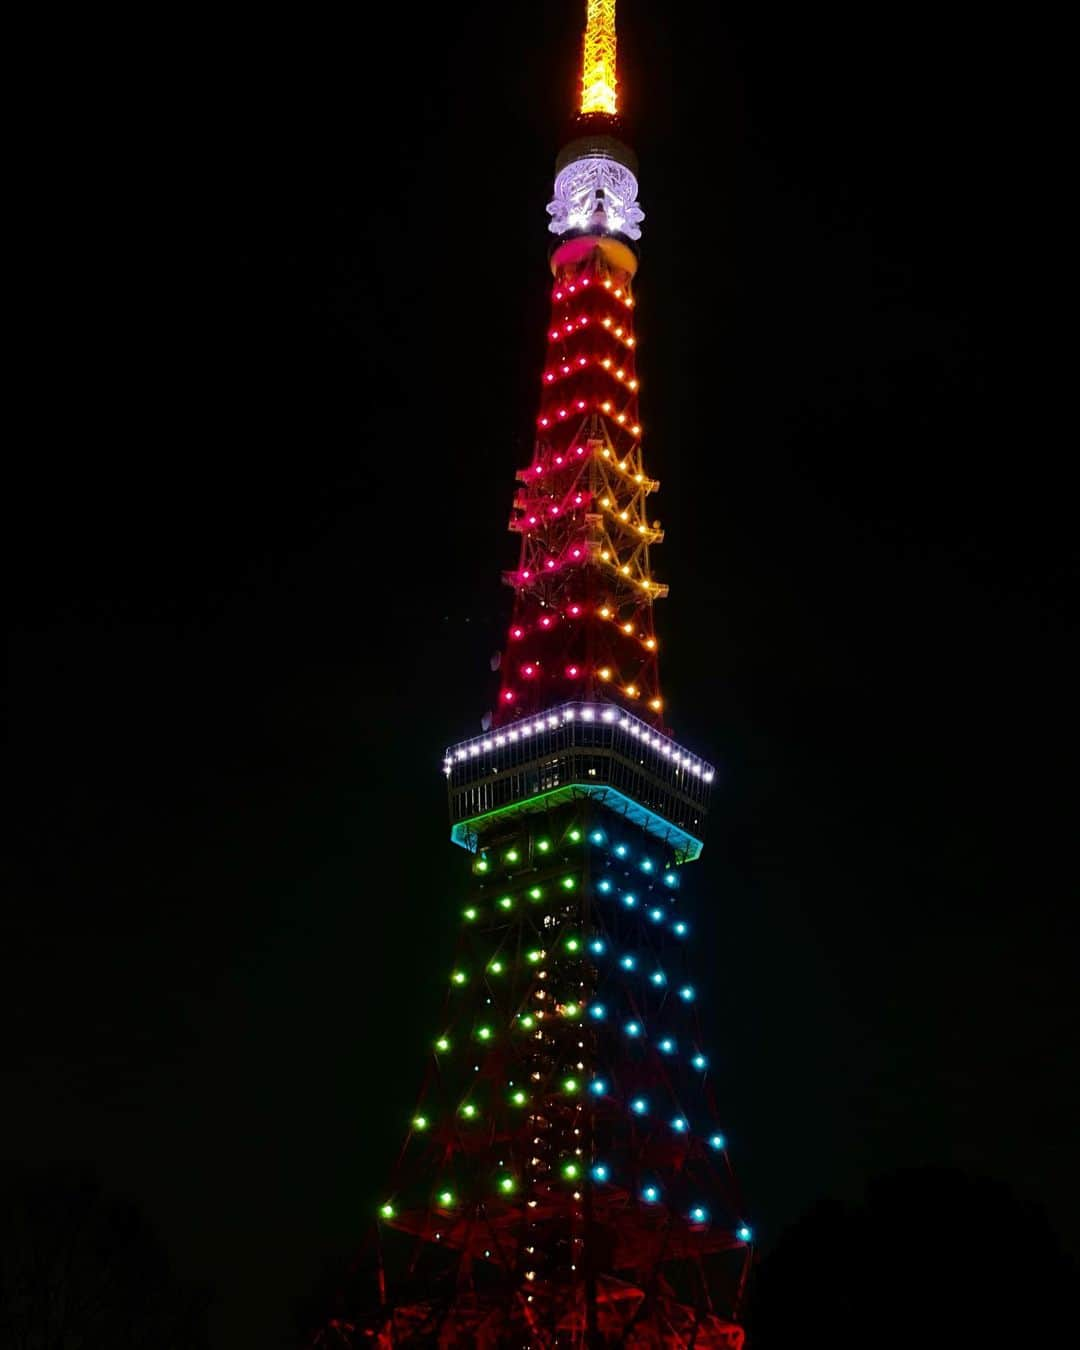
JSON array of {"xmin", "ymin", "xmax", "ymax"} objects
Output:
[{"xmin": 497, "ymin": 246, "xmax": 667, "ymax": 729}]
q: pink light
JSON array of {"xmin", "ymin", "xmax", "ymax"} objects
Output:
[
  {"xmin": 511, "ymin": 626, "xmax": 524, "ymax": 639},
  {"xmin": 571, "ymin": 548, "xmax": 582, "ymax": 558},
  {"xmin": 573, "ymin": 494, "xmax": 583, "ymax": 505},
  {"xmin": 555, "ymin": 289, "xmax": 564, "ymax": 299},
  {"xmin": 578, "ymin": 357, "xmax": 587, "ymax": 366},
  {"xmin": 539, "ymin": 616, "xmax": 552, "ymax": 628},
  {"xmin": 522, "ymin": 664, "xmax": 536, "ymax": 677},
  {"xmin": 574, "ymin": 446, "xmax": 585, "ymax": 456},
  {"xmin": 545, "ymin": 373, "xmax": 555, "ymax": 383},
  {"xmin": 503, "ymin": 689, "xmax": 515, "ymax": 703},
  {"xmin": 539, "ymin": 417, "xmax": 549, "ymax": 428},
  {"xmin": 567, "ymin": 665, "xmax": 580, "ymax": 677},
  {"xmin": 568, "ymin": 284, "xmax": 576, "ymax": 293},
  {"xmin": 561, "ymin": 365, "xmax": 570, "ymax": 375},
  {"xmin": 568, "ymin": 604, "xmax": 581, "ymax": 616},
  {"xmin": 564, "ymin": 322, "xmax": 573, "ymax": 333},
  {"xmin": 521, "ymin": 569, "xmax": 531, "ymax": 580},
  {"xmin": 580, "ymin": 316, "xmax": 589, "ymax": 325},
  {"xmin": 576, "ymin": 400, "xmax": 586, "ymax": 410},
  {"xmin": 554, "ymin": 455, "xmax": 563, "ymax": 465},
  {"xmin": 550, "ymin": 329, "xmax": 559, "ymax": 340},
  {"xmin": 545, "ymin": 559, "xmax": 556, "ymax": 570},
  {"xmin": 528, "ymin": 515, "xmax": 537, "ymax": 524},
  {"xmin": 582, "ymin": 278, "xmax": 590, "ymax": 286},
  {"xmin": 558, "ymin": 409, "xmax": 567, "ymax": 419},
  {"xmin": 534, "ymin": 465, "xmax": 543, "ymax": 476},
  {"xmin": 550, "ymin": 506, "xmax": 559, "ymax": 516}
]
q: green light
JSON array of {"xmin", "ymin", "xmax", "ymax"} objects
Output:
[
  {"xmin": 520, "ymin": 1014, "xmax": 535, "ymax": 1029},
  {"xmin": 476, "ymin": 858, "xmax": 489, "ymax": 873},
  {"xmin": 537, "ymin": 839, "xmax": 551, "ymax": 852},
  {"xmin": 563, "ymin": 1002, "xmax": 580, "ymax": 1018},
  {"xmin": 463, "ymin": 907, "xmax": 478, "ymax": 921},
  {"xmin": 505, "ymin": 848, "xmax": 520, "ymax": 864},
  {"xmin": 526, "ymin": 949, "xmax": 543, "ymax": 963},
  {"xmin": 563, "ymin": 1077, "xmax": 579, "ymax": 1093},
  {"xmin": 438, "ymin": 1190, "xmax": 454, "ymax": 1207},
  {"xmin": 451, "ymin": 785, "xmax": 706, "ymax": 864},
  {"xmin": 435, "ymin": 1037, "xmax": 450, "ymax": 1052},
  {"xmin": 498, "ymin": 895, "xmax": 514, "ymax": 910},
  {"xmin": 488, "ymin": 960, "xmax": 504, "ymax": 974},
  {"xmin": 477, "ymin": 1026, "xmax": 492, "ymax": 1040},
  {"xmin": 569, "ymin": 828, "xmax": 582, "ymax": 842},
  {"xmin": 562, "ymin": 1161, "xmax": 580, "ymax": 1179},
  {"xmin": 451, "ymin": 970, "xmax": 467, "ymax": 985},
  {"xmin": 528, "ymin": 886, "xmax": 543, "ymax": 901},
  {"xmin": 379, "ymin": 1202, "xmax": 395, "ymax": 1219},
  {"xmin": 565, "ymin": 937, "xmax": 580, "ymax": 952},
  {"xmin": 561, "ymin": 876, "xmax": 575, "ymax": 891},
  {"xmin": 498, "ymin": 1175, "xmax": 515, "ymax": 1193},
  {"xmin": 412, "ymin": 1115, "xmax": 428, "ymax": 1131},
  {"xmin": 511, "ymin": 1090, "xmax": 527, "ymax": 1105},
  {"xmin": 461, "ymin": 1103, "xmax": 477, "ymax": 1118}
]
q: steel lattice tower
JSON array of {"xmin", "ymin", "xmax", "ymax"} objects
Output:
[{"xmin": 311, "ymin": 4, "xmax": 752, "ymax": 1345}]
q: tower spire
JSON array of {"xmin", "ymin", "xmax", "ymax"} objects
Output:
[{"xmin": 581, "ymin": 0, "xmax": 618, "ymax": 116}]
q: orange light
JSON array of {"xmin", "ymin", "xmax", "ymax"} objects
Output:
[
  {"xmin": 598, "ymin": 667, "xmax": 612, "ymax": 681},
  {"xmin": 649, "ymin": 697, "xmax": 662, "ymax": 711}
]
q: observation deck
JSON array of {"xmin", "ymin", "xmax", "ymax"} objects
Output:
[{"xmin": 444, "ymin": 701, "xmax": 714, "ymax": 862}]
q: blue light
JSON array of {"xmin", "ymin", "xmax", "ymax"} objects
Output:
[
  {"xmin": 589, "ymin": 1003, "xmax": 607, "ymax": 1020},
  {"xmin": 648, "ymin": 907, "xmax": 664, "ymax": 923},
  {"xmin": 650, "ymin": 970, "xmax": 667, "ymax": 987},
  {"xmin": 590, "ymin": 830, "xmax": 605, "ymax": 844},
  {"xmin": 692, "ymin": 1053, "xmax": 708, "ymax": 1070},
  {"xmin": 690, "ymin": 1205, "xmax": 708, "ymax": 1223},
  {"xmin": 664, "ymin": 872, "xmax": 677, "ymax": 887},
  {"xmin": 659, "ymin": 1038, "xmax": 676, "ymax": 1054},
  {"xmin": 641, "ymin": 859, "xmax": 654, "ymax": 872},
  {"xmin": 671, "ymin": 1116, "xmax": 688, "ymax": 1133},
  {"xmin": 625, "ymin": 1020, "xmax": 642, "ymax": 1037},
  {"xmin": 679, "ymin": 985, "xmax": 695, "ymax": 1002},
  {"xmin": 590, "ymin": 1078, "xmax": 607, "ymax": 1095},
  {"xmin": 590, "ymin": 939, "xmax": 606, "ymax": 955},
  {"xmin": 591, "ymin": 1163, "xmax": 609, "ymax": 1181},
  {"xmin": 737, "ymin": 1225, "xmax": 753, "ymax": 1242},
  {"xmin": 630, "ymin": 1097, "xmax": 648, "ymax": 1115},
  {"xmin": 620, "ymin": 954, "xmax": 636, "ymax": 971},
  {"xmin": 615, "ymin": 844, "xmax": 628, "ymax": 858},
  {"xmin": 598, "ymin": 879, "xmax": 613, "ymax": 894},
  {"xmin": 622, "ymin": 892, "xmax": 637, "ymax": 908},
  {"xmin": 641, "ymin": 1184, "xmax": 660, "ymax": 1203},
  {"xmin": 709, "ymin": 1133, "xmax": 726, "ymax": 1151},
  {"xmin": 673, "ymin": 922, "xmax": 688, "ymax": 937}
]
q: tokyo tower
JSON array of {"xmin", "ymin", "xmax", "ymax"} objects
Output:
[{"xmin": 312, "ymin": 2, "xmax": 753, "ymax": 1344}]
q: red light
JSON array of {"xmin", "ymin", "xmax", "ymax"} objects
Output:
[
  {"xmin": 582, "ymin": 277, "xmax": 590, "ymax": 286},
  {"xmin": 576, "ymin": 400, "xmax": 586, "ymax": 409},
  {"xmin": 540, "ymin": 616, "xmax": 552, "ymax": 628},
  {"xmin": 561, "ymin": 365, "xmax": 570, "ymax": 375},
  {"xmin": 564, "ymin": 322, "xmax": 573, "ymax": 333},
  {"xmin": 539, "ymin": 417, "xmax": 549, "ymax": 428},
  {"xmin": 558, "ymin": 409, "xmax": 567, "ymax": 418},
  {"xmin": 554, "ymin": 455, "xmax": 563, "ymax": 465},
  {"xmin": 550, "ymin": 506, "xmax": 559, "ymax": 516},
  {"xmin": 503, "ymin": 689, "xmax": 515, "ymax": 703},
  {"xmin": 573, "ymin": 494, "xmax": 583, "ymax": 505},
  {"xmin": 521, "ymin": 569, "xmax": 531, "ymax": 580},
  {"xmin": 522, "ymin": 664, "xmax": 536, "ymax": 677},
  {"xmin": 545, "ymin": 373, "xmax": 555, "ymax": 383},
  {"xmin": 571, "ymin": 548, "xmax": 582, "ymax": 558},
  {"xmin": 580, "ymin": 316, "xmax": 589, "ymax": 325},
  {"xmin": 568, "ymin": 604, "xmax": 581, "ymax": 616},
  {"xmin": 550, "ymin": 329, "xmax": 559, "ymax": 340},
  {"xmin": 574, "ymin": 446, "xmax": 585, "ymax": 456},
  {"xmin": 545, "ymin": 559, "xmax": 556, "ymax": 570},
  {"xmin": 566, "ymin": 665, "xmax": 579, "ymax": 677},
  {"xmin": 535, "ymin": 465, "xmax": 543, "ymax": 476},
  {"xmin": 528, "ymin": 515, "xmax": 537, "ymax": 524},
  {"xmin": 555, "ymin": 289, "xmax": 564, "ymax": 299},
  {"xmin": 578, "ymin": 356, "xmax": 587, "ymax": 366},
  {"xmin": 568, "ymin": 284, "xmax": 576, "ymax": 293}
]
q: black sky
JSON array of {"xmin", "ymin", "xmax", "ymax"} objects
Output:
[{"xmin": 5, "ymin": 2, "xmax": 1076, "ymax": 1345}]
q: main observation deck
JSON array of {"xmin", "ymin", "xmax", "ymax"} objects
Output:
[{"xmin": 444, "ymin": 702, "xmax": 714, "ymax": 863}]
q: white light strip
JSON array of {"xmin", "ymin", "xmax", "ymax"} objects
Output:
[{"xmin": 442, "ymin": 701, "xmax": 715, "ymax": 783}]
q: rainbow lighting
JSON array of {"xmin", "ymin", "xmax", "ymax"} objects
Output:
[{"xmin": 358, "ymin": 5, "xmax": 755, "ymax": 1346}]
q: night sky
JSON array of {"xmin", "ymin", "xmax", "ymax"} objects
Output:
[{"xmin": 5, "ymin": 2, "xmax": 1075, "ymax": 1345}]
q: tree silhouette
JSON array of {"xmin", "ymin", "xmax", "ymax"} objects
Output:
[
  {"xmin": 747, "ymin": 1168, "xmax": 1074, "ymax": 1349},
  {"xmin": 0, "ymin": 1165, "xmax": 211, "ymax": 1350}
]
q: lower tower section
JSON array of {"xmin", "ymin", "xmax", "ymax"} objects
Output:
[{"xmin": 309, "ymin": 706, "xmax": 751, "ymax": 1347}]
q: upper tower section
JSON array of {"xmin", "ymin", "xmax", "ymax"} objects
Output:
[{"xmin": 547, "ymin": 0, "xmax": 643, "ymax": 244}]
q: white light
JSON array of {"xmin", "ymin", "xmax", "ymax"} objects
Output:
[
  {"xmin": 521, "ymin": 724, "xmax": 533, "ymax": 736},
  {"xmin": 469, "ymin": 745, "xmax": 480, "ymax": 757},
  {"xmin": 495, "ymin": 735, "xmax": 506, "ymax": 746},
  {"xmin": 564, "ymin": 708, "xmax": 575, "ymax": 720},
  {"xmin": 482, "ymin": 739, "xmax": 493, "ymax": 750},
  {"xmin": 533, "ymin": 722, "xmax": 545, "ymax": 734},
  {"xmin": 582, "ymin": 709, "xmax": 594, "ymax": 721},
  {"xmin": 630, "ymin": 726, "xmax": 641, "ymax": 738},
  {"xmin": 601, "ymin": 708, "xmax": 616, "ymax": 723},
  {"xmin": 456, "ymin": 750, "xmax": 466, "ymax": 761},
  {"xmin": 692, "ymin": 764, "xmax": 702, "ymax": 777},
  {"xmin": 662, "ymin": 744, "xmax": 672, "ymax": 757},
  {"xmin": 704, "ymin": 769, "xmax": 714, "ymax": 782},
  {"xmin": 508, "ymin": 730, "xmax": 518, "ymax": 741},
  {"xmin": 547, "ymin": 716, "xmax": 557, "ymax": 728}
]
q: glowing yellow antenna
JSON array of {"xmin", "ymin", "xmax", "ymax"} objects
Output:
[{"xmin": 580, "ymin": 0, "xmax": 618, "ymax": 116}]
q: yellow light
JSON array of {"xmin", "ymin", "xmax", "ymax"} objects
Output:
[
  {"xmin": 602, "ymin": 358, "xmax": 612, "ymax": 369},
  {"xmin": 601, "ymin": 497, "xmax": 611, "ymax": 508},
  {"xmin": 615, "ymin": 369, "xmax": 624, "ymax": 380},
  {"xmin": 626, "ymin": 684, "xmax": 639, "ymax": 697},
  {"xmin": 601, "ymin": 550, "xmax": 610, "ymax": 560},
  {"xmin": 634, "ymin": 473, "xmax": 643, "ymax": 482},
  {"xmin": 602, "ymin": 448, "xmax": 611, "ymax": 458},
  {"xmin": 599, "ymin": 606, "xmax": 611, "ymax": 618},
  {"xmin": 644, "ymin": 637, "xmax": 657, "ymax": 650},
  {"xmin": 626, "ymin": 337, "xmax": 636, "ymax": 347},
  {"xmin": 619, "ymin": 461, "xmax": 628, "ymax": 471},
  {"xmin": 621, "ymin": 565, "xmax": 631, "ymax": 576},
  {"xmin": 604, "ymin": 278, "xmax": 613, "ymax": 289},
  {"xmin": 598, "ymin": 667, "xmax": 612, "ymax": 680},
  {"xmin": 602, "ymin": 316, "xmax": 612, "ymax": 327},
  {"xmin": 649, "ymin": 697, "xmax": 663, "ymax": 711},
  {"xmin": 622, "ymin": 622, "xmax": 634, "ymax": 634},
  {"xmin": 601, "ymin": 401, "xmax": 613, "ymax": 413},
  {"xmin": 631, "ymin": 424, "xmax": 641, "ymax": 435},
  {"xmin": 629, "ymin": 379, "xmax": 638, "ymax": 391},
  {"xmin": 619, "ymin": 510, "xmax": 628, "ymax": 521},
  {"xmin": 637, "ymin": 524, "xmax": 646, "ymax": 534},
  {"xmin": 580, "ymin": 0, "xmax": 618, "ymax": 115},
  {"xmin": 614, "ymin": 326, "xmax": 623, "ymax": 337}
]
